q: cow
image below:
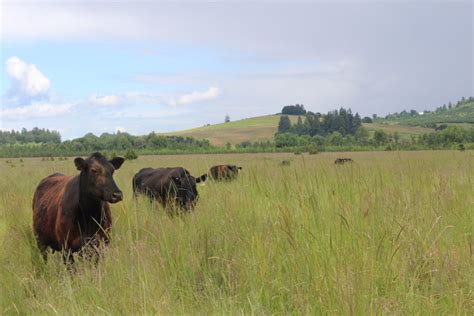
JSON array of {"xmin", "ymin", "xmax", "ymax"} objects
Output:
[
  {"xmin": 209, "ymin": 164, "xmax": 242, "ymax": 181},
  {"xmin": 132, "ymin": 167, "xmax": 207, "ymax": 212},
  {"xmin": 32, "ymin": 152, "xmax": 124, "ymax": 264},
  {"xmin": 334, "ymin": 158, "xmax": 354, "ymax": 165},
  {"xmin": 280, "ymin": 160, "xmax": 291, "ymax": 166}
]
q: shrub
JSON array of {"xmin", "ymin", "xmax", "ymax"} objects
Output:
[{"xmin": 124, "ymin": 149, "xmax": 138, "ymax": 160}]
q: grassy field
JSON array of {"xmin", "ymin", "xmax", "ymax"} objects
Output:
[
  {"xmin": 164, "ymin": 114, "xmax": 436, "ymax": 146},
  {"xmin": 362, "ymin": 123, "xmax": 434, "ymax": 139},
  {"xmin": 1, "ymin": 151, "xmax": 473, "ymax": 314}
]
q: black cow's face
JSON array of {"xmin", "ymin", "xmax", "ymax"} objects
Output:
[
  {"xmin": 172, "ymin": 173, "xmax": 207, "ymax": 210},
  {"xmin": 228, "ymin": 165, "xmax": 242, "ymax": 173},
  {"xmin": 227, "ymin": 165, "xmax": 242, "ymax": 178},
  {"xmin": 75, "ymin": 153, "xmax": 124, "ymax": 203}
]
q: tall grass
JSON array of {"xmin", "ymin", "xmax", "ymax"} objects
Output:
[{"xmin": 1, "ymin": 151, "xmax": 473, "ymax": 314}]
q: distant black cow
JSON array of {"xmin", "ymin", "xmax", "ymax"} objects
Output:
[
  {"xmin": 133, "ymin": 167, "xmax": 207, "ymax": 211},
  {"xmin": 280, "ymin": 160, "xmax": 291, "ymax": 166},
  {"xmin": 32, "ymin": 152, "xmax": 124, "ymax": 264},
  {"xmin": 334, "ymin": 158, "xmax": 354, "ymax": 165},
  {"xmin": 209, "ymin": 164, "xmax": 242, "ymax": 181}
]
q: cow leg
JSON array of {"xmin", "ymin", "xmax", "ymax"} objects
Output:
[
  {"xmin": 79, "ymin": 236, "xmax": 103, "ymax": 265},
  {"xmin": 36, "ymin": 239, "xmax": 48, "ymax": 263},
  {"xmin": 62, "ymin": 250, "xmax": 75, "ymax": 271}
]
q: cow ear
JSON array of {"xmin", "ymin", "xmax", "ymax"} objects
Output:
[
  {"xmin": 196, "ymin": 174, "xmax": 207, "ymax": 183},
  {"xmin": 74, "ymin": 157, "xmax": 85, "ymax": 171},
  {"xmin": 110, "ymin": 157, "xmax": 125, "ymax": 170}
]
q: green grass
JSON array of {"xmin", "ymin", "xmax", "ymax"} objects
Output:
[
  {"xmin": 362, "ymin": 123, "xmax": 434, "ymax": 139},
  {"xmin": 1, "ymin": 152, "xmax": 473, "ymax": 314}
]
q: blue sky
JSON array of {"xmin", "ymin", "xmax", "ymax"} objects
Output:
[{"xmin": 1, "ymin": 1, "xmax": 472, "ymax": 140}]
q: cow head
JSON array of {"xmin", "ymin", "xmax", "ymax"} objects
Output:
[
  {"xmin": 171, "ymin": 172, "xmax": 207, "ymax": 210},
  {"xmin": 228, "ymin": 165, "xmax": 242, "ymax": 172},
  {"xmin": 74, "ymin": 152, "xmax": 124, "ymax": 203},
  {"xmin": 226, "ymin": 165, "xmax": 242, "ymax": 179}
]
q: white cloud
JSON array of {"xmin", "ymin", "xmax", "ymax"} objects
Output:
[
  {"xmin": 177, "ymin": 86, "xmax": 220, "ymax": 105},
  {"xmin": 1, "ymin": 56, "xmax": 74, "ymax": 121},
  {"xmin": 6, "ymin": 56, "xmax": 51, "ymax": 97},
  {"xmin": 90, "ymin": 94, "xmax": 121, "ymax": 106},
  {"xmin": 0, "ymin": 102, "xmax": 73, "ymax": 120},
  {"xmin": 88, "ymin": 88, "xmax": 220, "ymax": 108}
]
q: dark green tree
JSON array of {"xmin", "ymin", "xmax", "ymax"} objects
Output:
[
  {"xmin": 293, "ymin": 116, "xmax": 306, "ymax": 135},
  {"xmin": 362, "ymin": 116, "xmax": 373, "ymax": 123},
  {"xmin": 277, "ymin": 115, "xmax": 292, "ymax": 134}
]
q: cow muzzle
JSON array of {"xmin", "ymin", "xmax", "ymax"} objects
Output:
[{"xmin": 109, "ymin": 191, "xmax": 123, "ymax": 203}]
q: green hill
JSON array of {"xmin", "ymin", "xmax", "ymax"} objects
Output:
[
  {"xmin": 164, "ymin": 115, "xmax": 300, "ymax": 146},
  {"xmin": 375, "ymin": 100, "xmax": 474, "ymax": 127},
  {"xmin": 165, "ymin": 114, "xmax": 435, "ymax": 146}
]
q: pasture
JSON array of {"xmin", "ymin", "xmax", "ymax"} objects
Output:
[{"xmin": 0, "ymin": 151, "xmax": 473, "ymax": 314}]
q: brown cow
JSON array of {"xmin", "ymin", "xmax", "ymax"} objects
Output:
[
  {"xmin": 32, "ymin": 152, "xmax": 124, "ymax": 264},
  {"xmin": 209, "ymin": 164, "xmax": 242, "ymax": 181}
]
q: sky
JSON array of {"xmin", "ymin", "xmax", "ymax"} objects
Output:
[{"xmin": 0, "ymin": 0, "xmax": 472, "ymax": 140}]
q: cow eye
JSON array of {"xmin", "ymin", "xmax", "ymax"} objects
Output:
[{"xmin": 90, "ymin": 168, "xmax": 98, "ymax": 174}]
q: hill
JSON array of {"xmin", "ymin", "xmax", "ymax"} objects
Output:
[
  {"xmin": 375, "ymin": 100, "xmax": 474, "ymax": 127},
  {"xmin": 164, "ymin": 115, "xmax": 300, "ymax": 146},
  {"xmin": 165, "ymin": 115, "xmax": 435, "ymax": 145}
]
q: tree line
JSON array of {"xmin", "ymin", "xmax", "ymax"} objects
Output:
[
  {"xmin": 0, "ymin": 130, "xmax": 211, "ymax": 157},
  {"xmin": 378, "ymin": 96, "xmax": 474, "ymax": 122},
  {"xmin": 0, "ymin": 128, "xmax": 61, "ymax": 144},
  {"xmin": 277, "ymin": 107, "xmax": 362, "ymax": 136}
]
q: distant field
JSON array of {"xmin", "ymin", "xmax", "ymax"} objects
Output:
[
  {"xmin": 1, "ymin": 151, "xmax": 473, "ymax": 314},
  {"xmin": 165, "ymin": 115, "xmax": 435, "ymax": 145},
  {"xmin": 362, "ymin": 123, "xmax": 434, "ymax": 138},
  {"xmin": 376, "ymin": 102, "xmax": 474, "ymax": 126}
]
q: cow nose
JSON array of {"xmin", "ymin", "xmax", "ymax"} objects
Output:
[{"xmin": 112, "ymin": 191, "xmax": 123, "ymax": 201}]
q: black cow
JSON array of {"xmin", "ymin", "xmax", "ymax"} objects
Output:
[
  {"xmin": 334, "ymin": 158, "xmax": 354, "ymax": 164},
  {"xmin": 133, "ymin": 167, "xmax": 207, "ymax": 211},
  {"xmin": 280, "ymin": 160, "xmax": 291, "ymax": 166},
  {"xmin": 32, "ymin": 152, "xmax": 124, "ymax": 264},
  {"xmin": 209, "ymin": 164, "xmax": 242, "ymax": 181}
]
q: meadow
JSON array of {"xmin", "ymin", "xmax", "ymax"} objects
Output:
[{"xmin": 0, "ymin": 151, "xmax": 473, "ymax": 314}]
